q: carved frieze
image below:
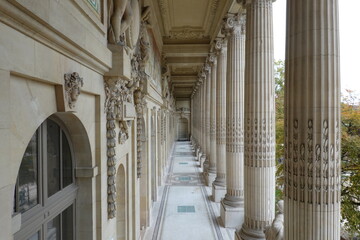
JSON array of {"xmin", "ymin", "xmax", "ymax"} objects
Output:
[{"xmin": 64, "ymin": 72, "xmax": 83, "ymax": 109}]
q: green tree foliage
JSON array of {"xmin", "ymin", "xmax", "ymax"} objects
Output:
[
  {"xmin": 274, "ymin": 60, "xmax": 285, "ymax": 202},
  {"xmin": 340, "ymin": 90, "xmax": 360, "ymax": 237}
]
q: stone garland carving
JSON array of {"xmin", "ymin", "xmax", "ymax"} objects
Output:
[
  {"xmin": 134, "ymin": 22, "xmax": 150, "ymax": 179},
  {"xmin": 104, "ymin": 77, "xmax": 134, "ymax": 219},
  {"xmin": 64, "ymin": 72, "xmax": 84, "ymax": 109},
  {"xmin": 105, "ymin": 20, "xmax": 150, "ymax": 217}
]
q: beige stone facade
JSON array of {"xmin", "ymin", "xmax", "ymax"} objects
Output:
[{"xmin": 0, "ymin": 0, "xmax": 342, "ymax": 239}]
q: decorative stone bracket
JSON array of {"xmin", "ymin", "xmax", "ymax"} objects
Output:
[{"xmin": 55, "ymin": 72, "xmax": 84, "ymax": 112}]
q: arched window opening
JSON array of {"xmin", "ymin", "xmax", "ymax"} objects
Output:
[{"xmin": 13, "ymin": 117, "xmax": 76, "ymax": 240}]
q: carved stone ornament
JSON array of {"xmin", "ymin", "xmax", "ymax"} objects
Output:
[
  {"xmin": 133, "ymin": 21, "xmax": 150, "ymax": 179},
  {"xmin": 107, "ymin": 0, "xmax": 141, "ymax": 48},
  {"xmin": 222, "ymin": 13, "xmax": 246, "ymax": 37},
  {"xmin": 169, "ymin": 27, "xmax": 208, "ymax": 40},
  {"xmin": 104, "ymin": 77, "xmax": 134, "ymax": 219},
  {"xmin": 264, "ymin": 200, "xmax": 284, "ymax": 240},
  {"xmin": 64, "ymin": 72, "xmax": 83, "ymax": 109}
]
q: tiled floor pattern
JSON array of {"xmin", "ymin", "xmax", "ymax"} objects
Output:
[{"xmin": 144, "ymin": 141, "xmax": 235, "ymax": 240}]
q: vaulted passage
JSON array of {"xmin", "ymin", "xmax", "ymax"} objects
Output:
[
  {"xmin": 144, "ymin": 142, "xmax": 235, "ymax": 240},
  {"xmin": 1, "ymin": 0, "xmax": 345, "ymax": 239}
]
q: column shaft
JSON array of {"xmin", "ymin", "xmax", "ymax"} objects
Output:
[
  {"xmin": 209, "ymin": 54, "xmax": 218, "ymax": 174},
  {"xmin": 214, "ymin": 39, "xmax": 228, "ymax": 188},
  {"xmin": 222, "ymin": 14, "xmax": 246, "ymax": 208},
  {"xmin": 284, "ymin": 0, "xmax": 341, "ymax": 239},
  {"xmin": 239, "ymin": 0, "xmax": 276, "ymax": 239}
]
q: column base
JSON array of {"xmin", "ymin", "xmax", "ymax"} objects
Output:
[
  {"xmin": 237, "ymin": 226, "xmax": 265, "ymax": 240},
  {"xmin": 204, "ymin": 171, "xmax": 216, "ymax": 187},
  {"xmin": 203, "ymin": 160, "xmax": 209, "ymax": 173},
  {"xmin": 196, "ymin": 149, "xmax": 201, "ymax": 161},
  {"xmin": 220, "ymin": 200, "xmax": 244, "ymax": 228},
  {"xmin": 200, "ymin": 155, "xmax": 206, "ymax": 170},
  {"xmin": 212, "ymin": 183, "xmax": 226, "ymax": 202}
]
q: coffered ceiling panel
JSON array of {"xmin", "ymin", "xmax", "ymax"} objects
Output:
[{"xmin": 153, "ymin": 0, "xmax": 236, "ymax": 99}]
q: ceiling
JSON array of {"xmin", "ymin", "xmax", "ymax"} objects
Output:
[{"xmin": 151, "ymin": 0, "xmax": 236, "ymax": 100}]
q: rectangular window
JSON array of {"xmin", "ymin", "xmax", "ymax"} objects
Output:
[
  {"xmin": 62, "ymin": 205, "xmax": 74, "ymax": 240},
  {"xmin": 27, "ymin": 231, "xmax": 40, "ymax": 240},
  {"xmin": 47, "ymin": 214, "xmax": 60, "ymax": 240}
]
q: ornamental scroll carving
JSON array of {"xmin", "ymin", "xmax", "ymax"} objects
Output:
[{"xmin": 64, "ymin": 72, "xmax": 83, "ymax": 109}]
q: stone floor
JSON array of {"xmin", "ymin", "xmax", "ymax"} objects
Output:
[{"xmin": 144, "ymin": 141, "xmax": 235, "ymax": 240}]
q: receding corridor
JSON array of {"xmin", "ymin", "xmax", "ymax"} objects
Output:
[{"xmin": 144, "ymin": 142, "xmax": 235, "ymax": 240}]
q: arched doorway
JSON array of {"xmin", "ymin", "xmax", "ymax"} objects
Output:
[
  {"xmin": 116, "ymin": 164, "xmax": 126, "ymax": 240},
  {"xmin": 177, "ymin": 118, "xmax": 189, "ymax": 141}
]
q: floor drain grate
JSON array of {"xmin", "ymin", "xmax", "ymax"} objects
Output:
[
  {"xmin": 177, "ymin": 205, "xmax": 195, "ymax": 213},
  {"xmin": 179, "ymin": 162, "xmax": 188, "ymax": 165}
]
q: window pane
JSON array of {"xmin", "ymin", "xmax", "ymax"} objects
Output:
[
  {"xmin": 62, "ymin": 132, "xmax": 73, "ymax": 187},
  {"xmin": 47, "ymin": 120, "xmax": 60, "ymax": 197},
  {"xmin": 18, "ymin": 132, "xmax": 38, "ymax": 213},
  {"xmin": 27, "ymin": 231, "xmax": 40, "ymax": 240},
  {"xmin": 62, "ymin": 205, "xmax": 74, "ymax": 240},
  {"xmin": 47, "ymin": 214, "xmax": 60, "ymax": 240}
]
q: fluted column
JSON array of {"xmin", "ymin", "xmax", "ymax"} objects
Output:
[
  {"xmin": 284, "ymin": 0, "xmax": 341, "ymax": 239},
  {"xmin": 238, "ymin": 0, "xmax": 276, "ymax": 239},
  {"xmin": 205, "ymin": 53, "xmax": 218, "ymax": 186},
  {"xmin": 203, "ymin": 65, "xmax": 211, "ymax": 171},
  {"xmin": 220, "ymin": 13, "xmax": 246, "ymax": 228},
  {"xmin": 212, "ymin": 38, "xmax": 228, "ymax": 202},
  {"xmin": 200, "ymin": 73, "xmax": 207, "ymax": 167}
]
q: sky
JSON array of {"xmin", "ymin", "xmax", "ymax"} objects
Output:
[{"xmin": 273, "ymin": 0, "xmax": 360, "ymax": 94}]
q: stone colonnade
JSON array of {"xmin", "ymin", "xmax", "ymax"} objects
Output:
[{"xmin": 191, "ymin": 0, "xmax": 341, "ymax": 239}]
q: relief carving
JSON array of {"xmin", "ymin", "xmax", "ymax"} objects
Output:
[
  {"xmin": 285, "ymin": 118, "xmax": 340, "ymax": 204},
  {"xmin": 264, "ymin": 200, "xmax": 284, "ymax": 240},
  {"xmin": 108, "ymin": 0, "xmax": 140, "ymax": 48},
  {"xmin": 64, "ymin": 72, "xmax": 83, "ymax": 109}
]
